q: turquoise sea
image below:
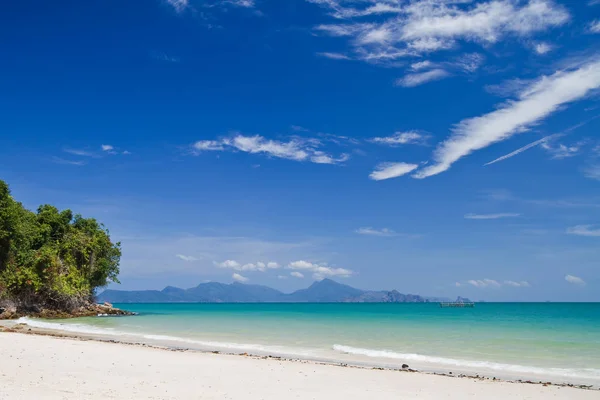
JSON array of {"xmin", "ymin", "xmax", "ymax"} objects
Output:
[{"xmin": 19, "ymin": 303, "xmax": 600, "ymax": 385}]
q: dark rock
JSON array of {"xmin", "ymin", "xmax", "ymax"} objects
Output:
[{"xmin": 402, "ymin": 364, "xmax": 409, "ymax": 369}]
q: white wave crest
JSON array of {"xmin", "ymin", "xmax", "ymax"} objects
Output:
[
  {"xmin": 17, "ymin": 317, "xmax": 314, "ymax": 357},
  {"xmin": 333, "ymin": 344, "xmax": 600, "ymax": 380}
]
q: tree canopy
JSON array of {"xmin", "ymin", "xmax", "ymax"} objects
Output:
[{"xmin": 0, "ymin": 180, "xmax": 121, "ymax": 312}]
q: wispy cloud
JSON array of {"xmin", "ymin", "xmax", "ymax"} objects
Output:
[
  {"xmin": 166, "ymin": 0, "xmax": 189, "ymax": 13},
  {"xmin": 534, "ymin": 42, "xmax": 553, "ymax": 55},
  {"xmin": 192, "ymin": 134, "xmax": 349, "ymax": 165},
  {"xmin": 396, "ymin": 69, "xmax": 450, "ymax": 87},
  {"xmin": 51, "ymin": 157, "xmax": 86, "ymax": 166},
  {"xmin": 287, "ymin": 260, "xmax": 353, "ymax": 280},
  {"xmin": 504, "ymin": 280, "xmax": 531, "ymax": 287},
  {"xmin": 317, "ymin": 52, "xmax": 352, "ymax": 60},
  {"xmin": 355, "ymin": 227, "xmax": 396, "ymax": 237},
  {"xmin": 311, "ymin": 0, "xmax": 569, "ymax": 69},
  {"xmin": 151, "ymin": 51, "xmax": 181, "ymax": 63},
  {"xmin": 541, "ymin": 140, "xmax": 585, "ymax": 159},
  {"xmin": 583, "ymin": 164, "xmax": 600, "ymax": 181},
  {"xmin": 467, "ymin": 279, "xmax": 501, "ymax": 288},
  {"xmin": 414, "ymin": 58, "xmax": 600, "ymax": 178},
  {"xmin": 369, "ymin": 162, "xmax": 419, "ymax": 181},
  {"xmin": 232, "ymin": 272, "xmax": 249, "ymax": 282},
  {"xmin": 63, "ymin": 148, "xmax": 96, "ymax": 157},
  {"xmin": 214, "ymin": 260, "xmax": 281, "ymax": 272},
  {"xmin": 290, "ymin": 271, "xmax": 304, "ymax": 278},
  {"xmin": 566, "ymin": 225, "xmax": 600, "ymax": 237},
  {"xmin": 461, "ymin": 278, "xmax": 530, "ymax": 288},
  {"xmin": 464, "ymin": 213, "xmax": 520, "ymax": 220},
  {"xmin": 589, "ymin": 20, "xmax": 600, "ymax": 33},
  {"xmin": 370, "ymin": 131, "xmax": 430, "ymax": 146},
  {"xmin": 176, "ymin": 254, "xmax": 198, "ymax": 262},
  {"xmin": 565, "ymin": 274, "xmax": 585, "ymax": 285}
]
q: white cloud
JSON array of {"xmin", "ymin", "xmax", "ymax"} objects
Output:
[
  {"xmin": 504, "ymin": 280, "xmax": 531, "ymax": 287},
  {"xmin": 232, "ymin": 273, "xmax": 249, "ymax": 283},
  {"xmin": 166, "ymin": 0, "xmax": 189, "ymax": 12},
  {"xmin": 414, "ymin": 59, "xmax": 600, "ymax": 178},
  {"xmin": 355, "ymin": 227, "xmax": 396, "ymax": 237},
  {"xmin": 396, "ymin": 69, "xmax": 450, "ymax": 87},
  {"xmin": 589, "ymin": 20, "xmax": 600, "ymax": 33},
  {"xmin": 277, "ymin": 275, "xmax": 288, "ymax": 280},
  {"xmin": 192, "ymin": 134, "xmax": 349, "ymax": 165},
  {"xmin": 467, "ymin": 279, "xmax": 501, "ymax": 288},
  {"xmin": 176, "ymin": 254, "xmax": 198, "ymax": 262},
  {"xmin": 369, "ymin": 162, "xmax": 419, "ymax": 181},
  {"xmin": 311, "ymin": 151, "xmax": 350, "ymax": 164},
  {"xmin": 461, "ymin": 279, "xmax": 530, "ymax": 288},
  {"xmin": 312, "ymin": 0, "xmax": 569, "ymax": 66},
  {"xmin": 565, "ymin": 274, "xmax": 586, "ymax": 285},
  {"xmin": 63, "ymin": 148, "xmax": 95, "ymax": 157},
  {"xmin": 566, "ymin": 225, "xmax": 600, "ymax": 237},
  {"xmin": 290, "ymin": 272, "xmax": 305, "ymax": 278},
  {"xmin": 453, "ymin": 53, "xmax": 485, "ymax": 73},
  {"xmin": 288, "ymin": 260, "xmax": 353, "ymax": 280},
  {"xmin": 541, "ymin": 141, "xmax": 585, "ymax": 159},
  {"xmin": 370, "ymin": 131, "xmax": 430, "ymax": 146},
  {"xmin": 214, "ymin": 260, "xmax": 281, "ymax": 271},
  {"xmin": 464, "ymin": 213, "xmax": 520, "ymax": 220},
  {"xmin": 411, "ymin": 60, "xmax": 434, "ymax": 71},
  {"xmin": 317, "ymin": 52, "xmax": 352, "ymax": 60},
  {"xmin": 583, "ymin": 164, "xmax": 600, "ymax": 181},
  {"xmin": 51, "ymin": 157, "xmax": 86, "ymax": 166},
  {"xmin": 534, "ymin": 42, "xmax": 553, "ymax": 54},
  {"xmin": 194, "ymin": 140, "xmax": 225, "ymax": 151},
  {"xmin": 101, "ymin": 144, "xmax": 114, "ymax": 152},
  {"xmin": 215, "ymin": 260, "xmax": 241, "ymax": 269}
]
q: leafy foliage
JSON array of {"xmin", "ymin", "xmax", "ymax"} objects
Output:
[{"xmin": 0, "ymin": 180, "xmax": 121, "ymax": 311}]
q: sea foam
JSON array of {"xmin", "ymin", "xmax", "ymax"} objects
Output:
[
  {"xmin": 17, "ymin": 317, "xmax": 315, "ymax": 357},
  {"xmin": 333, "ymin": 344, "xmax": 600, "ymax": 380}
]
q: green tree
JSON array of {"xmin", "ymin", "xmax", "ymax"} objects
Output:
[{"xmin": 0, "ymin": 180, "xmax": 121, "ymax": 312}]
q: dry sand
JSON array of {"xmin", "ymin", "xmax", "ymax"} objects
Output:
[{"xmin": 0, "ymin": 332, "xmax": 598, "ymax": 400}]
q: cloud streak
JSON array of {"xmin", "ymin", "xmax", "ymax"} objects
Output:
[
  {"xmin": 370, "ymin": 131, "xmax": 430, "ymax": 146},
  {"xmin": 396, "ymin": 69, "xmax": 450, "ymax": 87},
  {"xmin": 369, "ymin": 162, "xmax": 419, "ymax": 181},
  {"xmin": 355, "ymin": 227, "xmax": 396, "ymax": 237},
  {"xmin": 414, "ymin": 59, "xmax": 600, "ymax": 178},
  {"xmin": 566, "ymin": 225, "xmax": 600, "ymax": 237},
  {"xmin": 464, "ymin": 213, "xmax": 520, "ymax": 220},
  {"xmin": 193, "ymin": 134, "xmax": 350, "ymax": 165}
]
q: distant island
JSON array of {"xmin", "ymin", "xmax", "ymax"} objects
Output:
[
  {"xmin": 0, "ymin": 180, "xmax": 128, "ymax": 319},
  {"xmin": 98, "ymin": 278, "xmax": 469, "ymax": 304}
]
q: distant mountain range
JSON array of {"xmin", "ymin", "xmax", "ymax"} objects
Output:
[{"xmin": 97, "ymin": 279, "xmax": 465, "ymax": 304}]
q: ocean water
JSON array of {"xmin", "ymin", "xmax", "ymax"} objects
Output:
[{"xmin": 18, "ymin": 303, "xmax": 600, "ymax": 386}]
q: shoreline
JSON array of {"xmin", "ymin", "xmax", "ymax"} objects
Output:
[
  {"xmin": 1, "ymin": 330, "xmax": 599, "ymax": 400},
  {"xmin": 1, "ymin": 322, "xmax": 597, "ymax": 393}
]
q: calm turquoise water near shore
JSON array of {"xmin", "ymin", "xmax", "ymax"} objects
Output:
[{"xmin": 19, "ymin": 303, "xmax": 600, "ymax": 384}]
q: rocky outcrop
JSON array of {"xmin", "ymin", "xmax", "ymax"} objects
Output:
[
  {"xmin": 0, "ymin": 299, "xmax": 17, "ymax": 319},
  {"xmin": 0, "ymin": 299, "xmax": 133, "ymax": 320}
]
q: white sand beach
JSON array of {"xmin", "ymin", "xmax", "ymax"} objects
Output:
[{"xmin": 0, "ymin": 332, "xmax": 597, "ymax": 400}]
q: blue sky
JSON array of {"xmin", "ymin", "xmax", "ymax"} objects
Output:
[{"xmin": 1, "ymin": 0, "xmax": 600, "ymax": 301}]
